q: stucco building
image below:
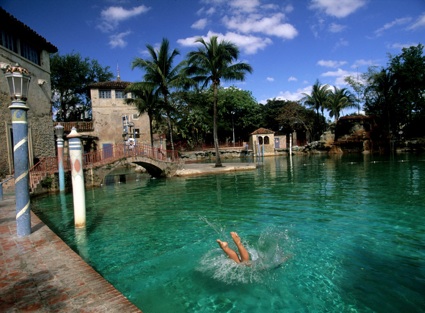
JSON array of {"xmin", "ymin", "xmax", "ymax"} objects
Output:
[
  {"xmin": 0, "ymin": 8, "xmax": 58, "ymax": 178},
  {"xmin": 250, "ymin": 128, "xmax": 276, "ymax": 156},
  {"xmin": 81, "ymin": 79, "xmax": 151, "ymax": 153}
]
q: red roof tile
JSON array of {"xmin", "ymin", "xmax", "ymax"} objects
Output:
[{"xmin": 0, "ymin": 7, "xmax": 58, "ymax": 53}]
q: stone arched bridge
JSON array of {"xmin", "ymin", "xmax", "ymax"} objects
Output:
[
  {"xmin": 29, "ymin": 144, "xmax": 180, "ymax": 191},
  {"xmin": 84, "ymin": 154, "xmax": 180, "ymax": 187},
  {"xmin": 83, "ymin": 144, "xmax": 181, "ymax": 187}
]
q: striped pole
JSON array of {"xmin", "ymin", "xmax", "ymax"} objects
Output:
[
  {"xmin": 57, "ymin": 137, "xmax": 65, "ymax": 191},
  {"xmin": 67, "ymin": 127, "xmax": 86, "ymax": 228},
  {"xmin": 10, "ymin": 100, "xmax": 31, "ymax": 236},
  {"xmin": 55, "ymin": 123, "xmax": 65, "ymax": 192}
]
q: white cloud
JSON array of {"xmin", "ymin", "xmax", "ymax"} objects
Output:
[
  {"xmin": 284, "ymin": 4, "xmax": 294, "ymax": 13},
  {"xmin": 177, "ymin": 30, "xmax": 272, "ymax": 54},
  {"xmin": 192, "ymin": 18, "xmax": 208, "ymax": 29},
  {"xmin": 97, "ymin": 5, "xmax": 150, "ymax": 32},
  {"xmin": 274, "ymin": 86, "xmax": 312, "ymax": 102},
  {"xmin": 374, "ymin": 17, "xmax": 412, "ymax": 37},
  {"xmin": 388, "ymin": 42, "xmax": 420, "ymax": 50},
  {"xmin": 317, "ymin": 59, "xmax": 347, "ymax": 68},
  {"xmin": 334, "ymin": 38, "xmax": 349, "ymax": 49},
  {"xmin": 329, "ymin": 23, "xmax": 346, "ymax": 33},
  {"xmin": 222, "ymin": 13, "xmax": 298, "ymax": 40},
  {"xmin": 321, "ymin": 68, "xmax": 354, "ymax": 85},
  {"xmin": 310, "ymin": 0, "xmax": 366, "ymax": 18},
  {"xmin": 351, "ymin": 59, "xmax": 377, "ymax": 69},
  {"xmin": 230, "ymin": 0, "xmax": 260, "ymax": 13},
  {"xmin": 408, "ymin": 13, "xmax": 425, "ymax": 30},
  {"xmin": 267, "ymin": 77, "xmax": 274, "ymax": 82},
  {"xmin": 288, "ymin": 76, "xmax": 297, "ymax": 82},
  {"xmin": 109, "ymin": 31, "xmax": 131, "ymax": 48}
]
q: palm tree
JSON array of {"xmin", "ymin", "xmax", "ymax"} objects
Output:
[
  {"xmin": 131, "ymin": 38, "xmax": 185, "ymax": 154},
  {"xmin": 301, "ymin": 80, "xmax": 330, "ymax": 139},
  {"xmin": 186, "ymin": 36, "xmax": 253, "ymax": 167},
  {"xmin": 326, "ymin": 87, "xmax": 357, "ymax": 122},
  {"xmin": 302, "ymin": 80, "xmax": 330, "ymax": 116},
  {"xmin": 125, "ymin": 82, "xmax": 162, "ymax": 147}
]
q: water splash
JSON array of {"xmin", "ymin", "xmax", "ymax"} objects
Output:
[
  {"xmin": 197, "ymin": 224, "xmax": 293, "ymax": 285},
  {"xmin": 199, "ymin": 216, "xmax": 227, "ymax": 239}
]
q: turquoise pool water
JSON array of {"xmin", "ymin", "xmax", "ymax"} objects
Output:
[{"xmin": 32, "ymin": 154, "xmax": 425, "ymax": 313}]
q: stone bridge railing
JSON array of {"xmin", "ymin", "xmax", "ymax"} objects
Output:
[{"xmin": 29, "ymin": 144, "xmax": 179, "ymax": 192}]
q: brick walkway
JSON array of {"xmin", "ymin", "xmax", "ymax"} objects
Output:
[{"xmin": 0, "ymin": 195, "xmax": 141, "ymax": 313}]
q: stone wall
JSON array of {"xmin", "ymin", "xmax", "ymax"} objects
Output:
[{"xmin": 1, "ymin": 49, "xmax": 56, "ymax": 178}]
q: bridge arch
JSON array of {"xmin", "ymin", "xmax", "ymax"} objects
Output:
[{"xmin": 84, "ymin": 155, "xmax": 179, "ymax": 187}]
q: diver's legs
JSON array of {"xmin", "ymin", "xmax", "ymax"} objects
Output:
[
  {"xmin": 231, "ymin": 232, "xmax": 250, "ymax": 262},
  {"xmin": 217, "ymin": 239, "xmax": 241, "ymax": 263}
]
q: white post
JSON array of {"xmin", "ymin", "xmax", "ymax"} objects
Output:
[
  {"xmin": 67, "ymin": 127, "xmax": 86, "ymax": 228},
  {"xmin": 289, "ymin": 132, "xmax": 293, "ymax": 156}
]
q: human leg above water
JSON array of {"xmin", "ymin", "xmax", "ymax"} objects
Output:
[
  {"xmin": 231, "ymin": 232, "xmax": 250, "ymax": 263},
  {"xmin": 217, "ymin": 232, "xmax": 250, "ymax": 264}
]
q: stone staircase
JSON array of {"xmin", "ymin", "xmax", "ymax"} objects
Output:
[
  {"xmin": 1, "ymin": 175, "xmax": 14, "ymax": 193},
  {"xmin": 0, "ymin": 172, "xmax": 48, "ymax": 194},
  {"xmin": 29, "ymin": 172, "xmax": 48, "ymax": 193}
]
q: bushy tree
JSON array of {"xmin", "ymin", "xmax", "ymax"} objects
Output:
[
  {"xmin": 173, "ymin": 87, "xmax": 260, "ymax": 149},
  {"xmin": 50, "ymin": 52, "xmax": 113, "ymax": 122},
  {"xmin": 364, "ymin": 44, "xmax": 425, "ymax": 139}
]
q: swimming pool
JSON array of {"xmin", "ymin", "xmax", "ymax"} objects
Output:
[{"xmin": 32, "ymin": 154, "xmax": 425, "ymax": 312}]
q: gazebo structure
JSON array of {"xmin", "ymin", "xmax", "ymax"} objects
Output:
[{"xmin": 249, "ymin": 128, "xmax": 275, "ymax": 157}]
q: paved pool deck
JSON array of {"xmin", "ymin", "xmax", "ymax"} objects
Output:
[{"xmin": 0, "ymin": 162, "xmax": 257, "ymax": 312}]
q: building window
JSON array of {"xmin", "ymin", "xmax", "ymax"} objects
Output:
[
  {"xmin": 134, "ymin": 128, "xmax": 140, "ymax": 138},
  {"xmin": 115, "ymin": 90, "xmax": 124, "ymax": 99},
  {"xmin": 132, "ymin": 113, "xmax": 139, "ymax": 120},
  {"xmin": 258, "ymin": 137, "xmax": 263, "ymax": 145},
  {"xmin": 21, "ymin": 41, "xmax": 40, "ymax": 65},
  {"xmin": 0, "ymin": 30, "xmax": 40, "ymax": 64},
  {"xmin": 0, "ymin": 30, "xmax": 17, "ymax": 53},
  {"xmin": 264, "ymin": 136, "xmax": 270, "ymax": 145},
  {"xmin": 99, "ymin": 90, "xmax": 111, "ymax": 98}
]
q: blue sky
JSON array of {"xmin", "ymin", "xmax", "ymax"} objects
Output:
[{"xmin": 2, "ymin": 0, "xmax": 425, "ymax": 107}]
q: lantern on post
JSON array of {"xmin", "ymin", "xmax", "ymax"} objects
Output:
[{"xmin": 3, "ymin": 64, "xmax": 32, "ymax": 236}]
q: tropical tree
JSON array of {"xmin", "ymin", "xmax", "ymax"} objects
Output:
[
  {"xmin": 186, "ymin": 36, "xmax": 253, "ymax": 167},
  {"xmin": 388, "ymin": 44, "xmax": 425, "ymax": 136},
  {"xmin": 345, "ymin": 75, "xmax": 366, "ymax": 113},
  {"xmin": 131, "ymin": 38, "xmax": 186, "ymax": 154},
  {"xmin": 301, "ymin": 80, "xmax": 330, "ymax": 116},
  {"xmin": 125, "ymin": 83, "xmax": 162, "ymax": 147},
  {"xmin": 301, "ymin": 80, "xmax": 330, "ymax": 139},
  {"xmin": 364, "ymin": 68, "xmax": 398, "ymax": 139},
  {"xmin": 326, "ymin": 87, "xmax": 357, "ymax": 122},
  {"xmin": 50, "ymin": 52, "xmax": 113, "ymax": 121},
  {"xmin": 276, "ymin": 101, "xmax": 316, "ymax": 142}
]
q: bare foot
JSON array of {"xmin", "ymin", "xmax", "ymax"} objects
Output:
[
  {"xmin": 216, "ymin": 239, "xmax": 228, "ymax": 250},
  {"xmin": 230, "ymin": 232, "xmax": 242, "ymax": 245}
]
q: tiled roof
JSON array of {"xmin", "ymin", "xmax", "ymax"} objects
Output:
[
  {"xmin": 339, "ymin": 114, "xmax": 370, "ymax": 121},
  {"xmin": 0, "ymin": 7, "xmax": 58, "ymax": 53},
  {"xmin": 251, "ymin": 127, "xmax": 275, "ymax": 135},
  {"xmin": 88, "ymin": 81, "xmax": 131, "ymax": 89}
]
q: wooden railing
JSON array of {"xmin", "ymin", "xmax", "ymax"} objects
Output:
[
  {"xmin": 30, "ymin": 143, "xmax": 179, "ymax": 175},
  {"xmin": 53, "ymin": 121, "xmax": 94, "ymax": 132},
  {"xmin": 82, "ymin": 144, "xmax": 179, "ymax": 167}
]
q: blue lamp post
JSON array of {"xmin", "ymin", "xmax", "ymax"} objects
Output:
[
  {"xmin": 55, "ymin": 123, "xmax": 65, "ymax": 192},
  {"xmin": 3, "ymin": 64, "xmax": 32, "ymax": 237}
]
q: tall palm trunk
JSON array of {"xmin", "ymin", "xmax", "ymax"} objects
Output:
[
  {"xmin": 213, "ymin": 82, "xmax": 222, "ymax": 167},
  {"xmin": 166, "ymin": 111, "xmax": 175, "ymax": 159},
  {"xmin": 164, "ymin": 94, "xmax": 175, "ymax": 159}
]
